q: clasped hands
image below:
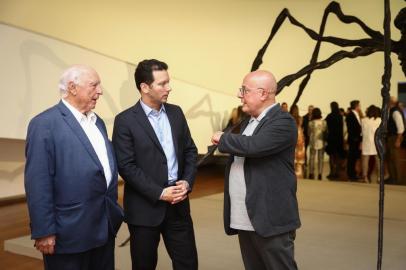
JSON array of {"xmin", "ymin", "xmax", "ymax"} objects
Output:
[{"xmin": 161, "ymin": 180, "xmax": 190, "ymax": 204}]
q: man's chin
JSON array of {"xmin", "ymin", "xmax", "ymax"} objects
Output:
[{"xmin": 88, "ymin": 104, "xmax": 96, "ymax": 111}]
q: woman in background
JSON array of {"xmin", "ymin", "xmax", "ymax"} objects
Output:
[
  {"xmin": 308, "ymin": 108, "xmax": 327, "ymax": 180},
  {"xmin": 361, "ymin": 105, "xmax": 381, "ymax": 183},
  {"xmin": 290, "ymin": 104, "xmax": 305, "ymax": 178}
]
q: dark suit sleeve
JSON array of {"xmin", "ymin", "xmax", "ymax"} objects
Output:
[
  {"xmin": 346, "ymin": 113, "xmax": 361, "ymax": 142},
  {"xmin": 24, "ymin": 117, "xmax": 56, "ymax": 239},
  {"xmin": 112, "ymin": 115, "xmax": 163, "ymax": 203},
  {"xmin": 218, "ymin": 116, "xmax": 297, "ymax": 158},
  {"xmin": 178, "ymin": 108, "xmax": 198, "ymax": 190}
]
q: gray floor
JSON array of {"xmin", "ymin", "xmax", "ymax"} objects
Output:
[{"xmin": 5, "ymin": 180, "xmax": 406, "ymax": 269}]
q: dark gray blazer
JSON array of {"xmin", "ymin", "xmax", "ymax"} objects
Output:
[{"xmin": 218, "ymin": 103, "xmax": 301, "ymax": 237}]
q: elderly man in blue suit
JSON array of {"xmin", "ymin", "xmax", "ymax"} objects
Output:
[{"xmin": 24, "ymin": 65, "xmax": 123, "ymax": 270}]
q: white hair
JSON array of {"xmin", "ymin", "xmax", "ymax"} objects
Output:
[{"xmin": 58, "ymin": 65, "xmax": 92, "ymax": 97}]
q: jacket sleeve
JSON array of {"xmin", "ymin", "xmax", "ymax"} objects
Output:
[
  {"xmin": 178, "ymin": 108, "xmax": 198, "ymax": 190},
  {"xmin": 24, "ymin": 117, "xmax": 56, "ymax": 239},
  {"xmin": 218, "ymin": 116, "xmax": 297, "ymax": 158},
  {"xmin": 112, "ymin": 115, "xmax": 163, "ymax": 203}
]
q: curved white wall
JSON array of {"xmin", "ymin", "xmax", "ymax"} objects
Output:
[{"xmin": 0, "ymin": 0, "xmax": 404, "ymax": 199}]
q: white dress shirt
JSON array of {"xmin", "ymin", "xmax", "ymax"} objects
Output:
[
  {"xmin": 361, "ymin": 117, "xmax": 381, "ymax": 155},
  {"xmin": 393, "ymin": 110, "xmax": 405, "ymax": 134},
  {"xmin": 62, "ymin": 99, "xmax": 112, "ymax": 187}
]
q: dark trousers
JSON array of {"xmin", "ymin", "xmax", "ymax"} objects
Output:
[
  {"xmin": 328, "ymin": 153, "xmax": 340, "ymax": 178},
  {"xmin": 43, "ymin": 236, "xmax": 115, "ymax": 270},
  {"xmin": 387, "ymin": 135, "xmax": 403, "ymax": 184},
  {"xmin": 128, "ymin": 204, "xmax": 198, "ymax": 270},
  {"xmin": 347, "ymin": 140, "xmax": 361, "ymax": 179},
  {"xmin": 238, "ymin": 230, "xmax": 298, "ymax": 270}
]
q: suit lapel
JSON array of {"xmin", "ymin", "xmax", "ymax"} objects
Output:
[
  {"xmin": 239, "ymin": 118, "xmax": 250, "ymax": 135},
  {"xmin": 133, "ymin": 102, "xmax": 165, "ymax": 155},
  {"xmin": 57, "ymin": 101, "xmax": 104, "ymax": 172},
  {"xmin": 95, "ymin": 119, "xmax": 116, "ymax": 177},
  {"xmin": 253, "ymin": 103, "xmax": 280, "ymax": 135}
]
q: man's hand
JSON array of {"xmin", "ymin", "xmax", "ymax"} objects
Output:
[
  {"xmin": 34, "ymin": 235, "xmax": 56, "ymax": 255},
  {"xmin": 161, "ymin": 182, "xmax": 188, "ymax": 204},
  {"xmin": 211, "ymin": 131, "xmax": 224, "ymax": 145},
  {"xmin": 171, "ymin": 180, "xmax": 189, "ymax": 204}
]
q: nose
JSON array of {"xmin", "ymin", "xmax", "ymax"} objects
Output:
[
  {"xmin": 96, "ymin": 84, "xmax": 103, "ymax": 95},
  {"xmin": 237, "ymin": 90, "xmax": 243, "ymax": 99}
]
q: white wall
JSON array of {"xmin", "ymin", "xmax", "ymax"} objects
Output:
[
  {"xmin": 0, "ymin": 0, "xmax": 404, "ymax": 199},
  {"xmin": 0, "ymin": 139, "xmax": 25, "ymax": 199},
  {"xmin": 0, "ymin": 24, "xmax": 233, "ymax": 150}
]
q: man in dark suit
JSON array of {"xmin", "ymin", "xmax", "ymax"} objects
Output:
[
  {"xmin": 345, "ymin": 100, "xmax": 362, "ymax": 180},
  {"xmin": 24, "ymin": 65, "xmax": 123, "ymax": 270},
  {"xmin": 112, "ymin": 59, "xmax": 198, "ymax": 270},
  {"xmin": 211, "ymin": 70, "xmax": 300, "ymax": 270}
]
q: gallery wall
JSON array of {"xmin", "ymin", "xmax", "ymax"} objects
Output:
[{"xmin": 0, "ymin": 0, "xmax": 404, "ymax": 199}]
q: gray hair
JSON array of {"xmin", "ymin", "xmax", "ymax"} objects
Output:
[{"xmin": 58, "ymin": 65, "xmax": 91, "ymax": 97}]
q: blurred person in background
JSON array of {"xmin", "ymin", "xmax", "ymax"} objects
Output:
[
  {"xmin": 308, "ymin": 108, "xmax": 327, "ymax": 180},
  {"xmin": 325, "ymin": 102, "xmax": 345, "ymax": 180},
  {"xmin": 290, "ymin": 104, "xmax": 305, "ymax": 178},
  {"xmin": 361, "ymin": 105, "xmax": 381, "ymax": 183}
]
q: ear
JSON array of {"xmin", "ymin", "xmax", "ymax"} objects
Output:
[
  {"xmin": 260, "ymin": 89, "xmax": 270, "ymax": 101},
  {"xmin": 140, "ymin": 82, "xmax": 150, "ymax": 94},
  {"xmin": 67, "ymin": 81, "xmax": 77, "ymax": 96}
]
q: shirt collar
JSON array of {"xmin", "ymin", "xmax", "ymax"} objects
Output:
[
  {"xmin": 140, "ymin": 99, "xmax": 166, "ymax": 116},
  {"xmin": 250, "ymin": 103, "xmax": 277, "ymax": 123},
  {"xmin": 62, "ymin": 99, "xmax": 97, "ymax": 124}
]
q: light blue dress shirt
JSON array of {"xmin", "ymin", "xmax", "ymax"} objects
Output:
[{"xmin": 140, "ymin": 100, "xmax": 178, "ymax": 184}]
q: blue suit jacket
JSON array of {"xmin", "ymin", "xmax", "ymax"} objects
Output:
[{"xmin": 24, "ymin": 101, "xmax": 123, "ymax": 254}]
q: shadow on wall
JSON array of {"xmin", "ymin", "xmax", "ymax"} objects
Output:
[
  {"xmin": 185, "ymin": 94, "xmax": 229, "ymax": 133},
  {"xmin": 1, "ymin": 24, "xmax": 234, "ymax": 199},
  {"xmin": 19, "ymin": 39, "xmax": 136, "ymax": 128}
]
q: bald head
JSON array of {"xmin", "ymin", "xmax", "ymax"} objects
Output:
[
  {"xmin": 243, "ymin": 70, "xmax": 277, "ymax": 96},
  {"xmin": 239, "ymin": 70, "xmax": 277, "ymax": 117}
]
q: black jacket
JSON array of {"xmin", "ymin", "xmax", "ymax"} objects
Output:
[
  {"xmin": 112, "ymin": 101, "xmax": 197, "ymax": 226},
  {"xmin": 346, "ymin": 111, "xmax": 362, "ymax": 145}
]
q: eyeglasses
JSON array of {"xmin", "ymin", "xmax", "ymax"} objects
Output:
[{"xmin": 238, "ymin": 86, "xmax": 265, "ymax": 96}]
